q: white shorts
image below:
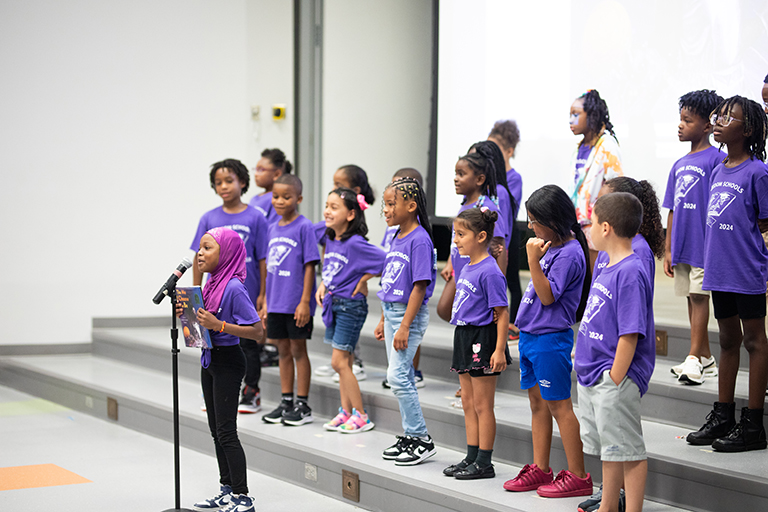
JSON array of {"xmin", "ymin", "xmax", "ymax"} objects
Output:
[
  {"xmin": 673, "ymin": 263, "xmax": 708, "ymax": 297},
  {"xmin": 578, "ymin": 370, "xmax": 646, "ymax": 462}
]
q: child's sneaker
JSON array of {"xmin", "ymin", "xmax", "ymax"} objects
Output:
[
  {"xmin": 582, "ymin": 488, "xmax": 626, "ymax": 512},
  {"xmin": 678, "ymin": 355, "xmax": 705, "ymax": 385},
  {"xmin": 577, "ymin": 484, "xmax": 603, "ymax": 512},
  {"xmin": 382, "ymin": 435, "xmax": 412, "ymax": 460},
  {"xmin": 701, "ymin": 355, "xmax": 718, "ymax": 377},
  {"xmin": 192, "ymin": 485, "xmax": 232, "ymax": 510},
  {"xmin": 339, "ymin": 408, "xmax": 374, "ymax": 433},
  {"xmin": 323, "ymin": 407, "xmax": 350, "ymax": 431},
  {"xmin": 219, "ymin": 493, "xmax": 254, "ymax": 512},
  {"xmin": 394, "ymin": 435, "xmax": 436, "ymax": 465},
  {"xmin": 281, "ymin": 401, "xmax": 313, "ymax": 426},
  {"xmin": 262, "ymin": 401, "xmax": 292, "ymax": 424},
  {"xmin": 414, "ymin": 370, "xmax": 425, "ymax": 388},
  {"xmin": 237, "ymin": 386, "xmax": 261, "ymax": 414},
  {"xmin": 536, "ymin": 469, "xmax": 593, "ymax": 498},
  {"xmin": 314, "ymin": 363, "xmax": 335, "ymax": 376},
  {"xmin": 502, "ymin": 463, "xmax": 553, "ymax": 492}
]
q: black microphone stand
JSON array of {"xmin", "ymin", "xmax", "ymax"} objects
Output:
[{"xmin": 161, "ymin": 286, "xmax": 194, "ymax": 512}]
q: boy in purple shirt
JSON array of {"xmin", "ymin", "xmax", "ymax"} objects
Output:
[
  {"xmin": 575, "ymin": 192, "xmax": 653, "ymax": 512},
  {"xmin": 662, "ymin": 90, "xmax": 724, "ymax": 384},
  {"xmin": 261, "ymin": 174, "xmax": 321, "ymax": 426}
]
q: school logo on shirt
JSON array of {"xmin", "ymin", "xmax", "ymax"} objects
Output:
[
  {"xmin": 582, "ymin": 294, "xmax": 606, "ymax": 324},
  {"xmin": 674, "ymin": 175, "xmax": 700, "ymax": 208},
  {"xmin": 706, "ymin": 191, "xmax": 737, "ymax": 227},
  {"xmin": 381, "ymin": 260, "xmax": 405, "ymax": 292},
  {"xmin": 267, "ymin": 244, "xmax": 292, "ymax": 273},
  {"xmin": 322, "ymin": 260, "xmax": 344, "ymax": 286},
  {"xmin": 450, "ymin": 288, "xmax": 471, "ymax": 322}
]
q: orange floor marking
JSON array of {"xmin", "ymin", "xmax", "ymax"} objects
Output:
[{"xmin": 0, "ymin": 464, "xmax": 91, "ymax": 491}]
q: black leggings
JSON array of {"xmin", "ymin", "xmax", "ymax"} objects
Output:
[
  {"xmin": 507, "ymin": 222, "xmax": 522, "ymax": 321},
  {"xmin": 201, "ymin": 345, "xmax": 248, "ymax": 494},
  {"xmin": 240, "ymin": 337, "xmax": 261, "ymax": 390}
]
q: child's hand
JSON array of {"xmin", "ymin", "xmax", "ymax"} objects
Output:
[
  {"xmin": 490, "ymin": 349, "xmax": 507, "ymax": 373},
  {"xmin": 352, "ymin": 278, "xmax": 369, "ymax": 297},
  {"xmin": 374, "ymin": 319, "xmax": 385, "ymax": 341},
  {"xmin": 256, "ymin": 295, "xmax": 265, "ymax": 315},
  {"xmin": 294, "ymin": 302, "xmax": 310, "ymax": 328},
  {"xmin": 196, "ymin": 308, "xmax": 221, "ymax": 330},
  {"xmin": 393, "ymin": 326, "xmax": 409, "ymax": 351},
  {"xmin": 492, "ymin": 309, "xmax": 499, "ymax": 323},
  {"xmin": 526, "ymin": 237, "xmax": 551, "ymax": 262},
  {"xmin": 489, "ymin": 238, "xmax": 504, "ymax": 259},
  {"xmin": 315, "ymin": 285, "xmax": 325, "ymax": 305},
  {"xmin": 440, "ymin": 264, "xmax": 453, "ymax": 282},
  {"xmin": 175, "ymin": 301, "xmax": 184, "ymax": 318},
  {"xmin": 663, "ymin": 253, "xmax": 674, "ymax": 278}
]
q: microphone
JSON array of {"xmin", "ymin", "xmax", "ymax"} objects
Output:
[{"xmin": 152, "ymin": 258, "xmax": 193, "ymax": 304}]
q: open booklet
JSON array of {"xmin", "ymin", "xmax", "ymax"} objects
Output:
[{"xmin": 177, "ymin": 286, "xmax": 212, "ymax": 349}]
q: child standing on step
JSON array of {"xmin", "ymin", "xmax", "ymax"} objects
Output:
[
  {"xmin": 502, "ymin": 185, "xmax": 593, "ymax": 497},
  {"xmin": 375, "ymin": 177, "xmax": 438, "ymax": 465},
  {"xmin": 249, "ymin": 148, "xmax": 292, "ymax": 226},
  {"xmin": 443, "ymin": 208, "xmax": 512, "ymax": 480},
  {"xmin": 317, "ymin": 187, "xmax": 386, "ymax": 433},
  {"xmin": 687, "ymin": 96, "xmax": 768, "ymax": 452},
  {"xmin": 181, "ymin": 227, "xmax": 263, "ymax": 512},
  {"xmin": 261, "ymin": 174, "xmax": 321, "ymax": 426}
]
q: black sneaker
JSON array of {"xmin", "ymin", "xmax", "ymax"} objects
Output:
[
  {"xmin": 260, "ymin": 344, "xmax": 280, "ymax": 367},
  {"xmin": 394, "ymin": 435, "xmax": 436, "ymax": 465},
  {"xmin": 238, "ymin": 386, "xmax": 261, "ymax": 414},
  {"xmin": 262, "ymin": 401, "xmax": 292, "ymax": 424},
  {"xmin": 382, "ymin": 435, "xmax": 412, "ymax": 460},
  {"xmin": 382, "ymin": 378, "xmax": 391, "ymax": 389},
  {"xmin": 281, "ymin": 401, "xmax": 314, "ymax": 426}
]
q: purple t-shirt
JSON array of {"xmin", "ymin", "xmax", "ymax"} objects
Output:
[
  {"xmin": 191, "ymin": 206, "xmax": 268, "ymax": 305},
  {"xmin": 249, "ymin": 193, "xmax": 278, "ymax": 225},
  {"xmin": 451, "ymin": 196, "xmax": 508, "ymax": 281},
  {"xmin": 450, "ymin": 255, "xmax": 508, "ymax": 326},
  {"xmin": 573, "ymin": 144, "xmax": 592, "ymax": 191},
  {"xmin": 377, "ymin": 225, "xmax": 436, "ymax": 305},
  {"xmin": 208, "ymin": 279, "xmax": 260, "ymax": 347},
  {"xmin": 266, "ymin": 215, "xmax": 321, "ymax": 314},
  {"xmin": 662, "ymin": 146, "xmax": 724, "ymax": 268},
  {"xmin": 496, "ymin": 184, "xmax": 514, "ymax": 247},
  {"xmin": 575, "ymin": 253, "xmax": 654, "ymax": 395},
  {"xmin": 381, "ymin": 225, "xmax": 399, "ymax": 253},
  {"xmin": 515, "ymin": 239, "xmax": 586, "ymax": 334},
  {"xmin": 594, "ymin": 234, "xmax": 655, "ymax": 293},
  {"xmin": 506, "ymin": 168, "xmax": 523, "ymax": 220},
  {"xmin": 314, "ymin": 220, "xmax": 328, "ymax": 245},
  {"xmin": 703, "ymin": 159, "xmax": 768, "ymax": 294},
  {"xmin": 323, "ymin": 234, "xmax": 387, "ymax": 300}
]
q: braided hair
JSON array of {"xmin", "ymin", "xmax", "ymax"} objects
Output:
[
  {"xmin": 579, "ymin": 89, "xmax": 616, "ymax": 141},
  {"xmin": 469, "ymin": 140, "xmax": 517, "ymax": 216},
  {"xmin": 209, "ymin": 158, "xmax": 250, "ymax": 195},
  {"xmin": 384, "ymin": 177, "xmax": 433, "ymax": 240},
  {"xmin": 603, "ymin": 177, "xmax": 665, "ymax": 259},
  {"xmin": 525, "ymin": 185, "xmax": 591, "ymax": 319},
  {"xmin": 338, "ymin": 164, "xmax": 375, "ymax": 205},
  {"xmin": 713, "ymin": 96, "xmax": 767, "ymax": 162},
  {"xmin": 457, "ymin": 150, "xmax": 498, "ymax": 205},
  {"xmin": 679, "ymin": 89, "xmax": 723, "ymax": 122},
  {"xmin": 325, "ymin": 187, "xmax": 368, "ymax": 242},
  {"xmin": 261, "ymin": 148, "xmax": 293, "ymax": 174},
  {"xmin": 455, "ymin": 208, "xmax": 498, "ymax": 247}
]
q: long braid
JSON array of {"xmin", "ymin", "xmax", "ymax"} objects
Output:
[
  {"xmin": 580, "ymin": 89, "xmax": 617, "ymax": 141},
  {"xmin": 386, "ymin": 177, "xmax": 433, "ymax": 241},
  {"xmin": 713, "ymin": 96, "xmax": 768, "ymax": 162},
  {"xmin": 470, "ymin": 140, "xmax": 517, "ymax": 215},
  {"xmin": 459, "ymin": 151, "xmax": 498, "ymax": 203}
]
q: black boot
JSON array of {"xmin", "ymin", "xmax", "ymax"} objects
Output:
[
  {"xmin": 712, "ymin": 407, "xmax": 767, "ymax": 452},
  {"xmin": 686, "ymin": 402, "xmax": 736, "ymax": 445}
]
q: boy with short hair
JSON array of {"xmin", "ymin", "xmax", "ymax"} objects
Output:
[
  {"xmin": 575, "ymin": 192, "xmax": 655, "ymax": 512},
  {"xmin": 262, "ymin": 174, "xmax": 321, "ymax": 426},
  {"xmin": 662, "ymin": 89, "xmax": 724, "ymax": 384}
]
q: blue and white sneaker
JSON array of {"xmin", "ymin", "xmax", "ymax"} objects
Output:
[
  {"xmin": 219, "ymin": 494, "xmax": 255, "ymax": 512},
  {"xmin": 193, "ymin": 485, "xmax": 232, "ymax": 510}
]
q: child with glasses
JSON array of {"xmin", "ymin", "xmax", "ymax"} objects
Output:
[{"xmin": 249, "ymin": 148, "xmax": 292, "ymax": 225}]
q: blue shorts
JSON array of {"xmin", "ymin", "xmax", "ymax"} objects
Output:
[
  {"xmin": 323, "ymin": 297, "xmax": 368, "ymax": 353},
  {"xmin": 519, "ymin": 328, "xmax": 574, "ymax": 401}
]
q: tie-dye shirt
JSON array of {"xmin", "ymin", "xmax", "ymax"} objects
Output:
[{"xmin": 569, "ymin": 133, "xmax": 623, "ymax": 226}]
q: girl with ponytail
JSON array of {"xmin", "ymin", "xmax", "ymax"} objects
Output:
[{"xmin": 503, "ymin": 185, "xmax": 593, "ymax": 498}]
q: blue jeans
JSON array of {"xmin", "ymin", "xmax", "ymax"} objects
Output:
[
  {"xmin": 382, "ymin": 302, "xmax": 430, "ymax": 437},
  {"xmin": 324, "ymin": 297, "xmax": 368, "ymax": 352}
]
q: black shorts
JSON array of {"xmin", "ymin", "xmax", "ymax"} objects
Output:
[
  {"xmin": 266, "ymin": 312, "xmax": 313, "ymax": 340},
  {"xmin": 711, "ymin": 291, "xmax": 766, "ymax": 320}
]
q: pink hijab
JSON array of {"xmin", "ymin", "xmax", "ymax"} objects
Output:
[{"xmin": 202, "ymin": 227, "xmax": 247, "ymax": 314}]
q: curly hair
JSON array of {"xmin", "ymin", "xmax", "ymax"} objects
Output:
[
  {"xmin": 261, "ymin": 148, "xmax": 293, "ymax": 174},
  {"xmin": 604, "ymin": 177, "xmax": 665, "ymax": 259},
  {"xmin": 209, "ymin": 158, "xmax": 250, "ymax": 195},
  {"xmin": 579, "ymin": 89, "xmax": 616, "ymax": 141},
  {"xmin": 488, "ymin": 120, "xmax": 520, "ymax": 152},
  {"xmin": 679, "ymin": 89, "xmax": 723, "ymax": 122},
  {"xmin": 713, "ymin": 96, "xmax": 767, "ymax": 162}
]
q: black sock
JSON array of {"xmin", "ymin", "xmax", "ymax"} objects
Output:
[
  {"xmin": 296, "ymin": 395, "xmax": 308, "ymax": 405},
  {"xmin": 281, "ymin": 393, "xmax": 294, "ymax": 405},
  {"xmin": 465, "ymin": 445, "xmax": 479, "ymax": 464},
  {"xmin": 475, "ymin": 449, "xmax": 493, "ymax": 468}
]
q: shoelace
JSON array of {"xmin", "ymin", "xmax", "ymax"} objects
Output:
[
  {"xmin": 552, "ymin": 470, "xmax": 568, "ymax": 487},
  {"xmin": 701, "ymin": 409, "xmax": 720, "ymax": 429},
  {"xmin": 514, "ymin": 464, "xmax": 536, "ymax": 482}
]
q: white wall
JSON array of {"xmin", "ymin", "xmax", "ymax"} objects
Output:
[
  {"xmin": 0, "ymin": 0, "xmax": 294, "ymax": 344},
  {"xmin": 322, "ymin": 0, "xmax": 433, "ymax": 247}
]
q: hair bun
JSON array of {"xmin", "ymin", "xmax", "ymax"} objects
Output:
[{"xmin": 482, "ymin": 209, "xmax": 498, "ymax": 222}]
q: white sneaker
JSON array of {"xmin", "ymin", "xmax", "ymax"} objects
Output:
[
  {"xmin": 332, "ymin": 364, "xmax": 367, "ymax": 382},
  {"xmin": 314, "ymin": 363, "xmax": 335, "ymax": 377},
  {"xmin": 678, "ymin": 355, "xmax": 704, "ymax": 385},
  {"xmin": 701, "ymin": 355, "xmax": 718, "ymax": 377}
]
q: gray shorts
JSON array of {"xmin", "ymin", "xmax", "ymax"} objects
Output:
[{"xmin": 578, "ymin": 369, "xmax": 646, "ymax": 461}]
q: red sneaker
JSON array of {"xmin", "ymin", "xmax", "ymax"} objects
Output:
[
  {"xmin": 536, "ymin": 470, "xmax": 593, "ymax": 498},
  {"xmin": 502, "ymin": 464, "xmax": 553, "ymax": 492}
]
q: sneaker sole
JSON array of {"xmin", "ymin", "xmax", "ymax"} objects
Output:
[
  {"xmin": 262, "ymin": 416, "xmax": 284, "ymax": 424},
  {"xmin": 678, "ymin": 373, "xmax": 704, "ymax": 385},
  {"xmin": 503, "ymin": 481, "xmax": 550, "ymax": 492},
  {"xmin": 394, "ymin": 448, "xmax": 436, "ymax": 466},
  {"xmin": 712, "ymin": 439, "xmax": 768, "ymax": 452},
  {"xmin": 323, "ymin": 423, "xmax": 344, "ymax": 431},
  {"xmin": 339, "ymin": 422, "xmax": 375, "ymax": 434},
  {"xmin": 537, "ymin": 486, "xmax": 594, "ymax": 498},
  {"xmin": 281, "ymin": 416, "xmax": 314, "ymax": 426}
]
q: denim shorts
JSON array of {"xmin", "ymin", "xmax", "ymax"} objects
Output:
[{"xmin": 323, "ymin": 297, "xmax": 368, "ymax": 353}]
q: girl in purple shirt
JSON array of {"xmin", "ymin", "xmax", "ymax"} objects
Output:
[
  {"xmin": 503, "ymin": 185, "xmax": 593, "ymax": 497},
  {"xmin": 316, "ymin": 188, "xmax": 386, "ymax": 433},
  {"xmin": 249, "ymin": 148, "xmax": 292, "ymax": 225}
]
